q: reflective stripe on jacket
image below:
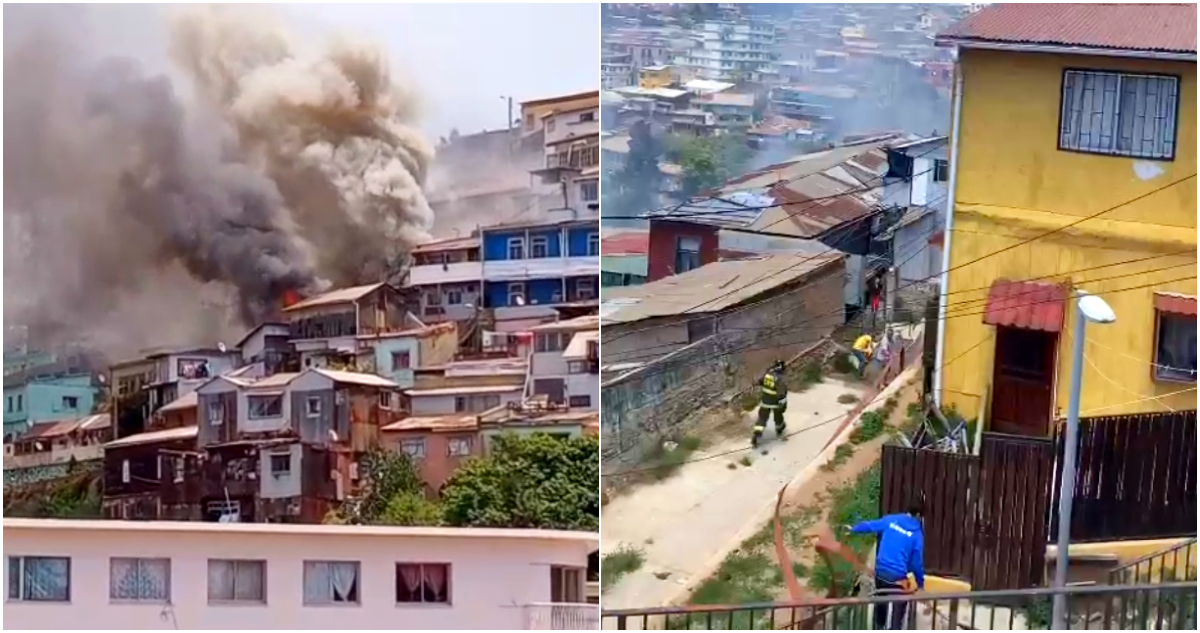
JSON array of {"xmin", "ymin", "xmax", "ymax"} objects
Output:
[{"xmin": 759, "ymin": 370, "xmax": 787, "ymax": 408}]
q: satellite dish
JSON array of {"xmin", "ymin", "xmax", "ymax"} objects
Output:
[{"xmin": 217, "ymin": 342, "xmax": 227, "ymax": 353}]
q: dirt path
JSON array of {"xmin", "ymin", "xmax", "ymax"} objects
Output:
[{"xmin": 601, "ymin": 378, "xmax": 870, "ymax": 610}]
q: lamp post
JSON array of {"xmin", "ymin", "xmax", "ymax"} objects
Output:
[{"xmin": 1051, "ymin": 289, "xmax": 1116, "ymax": 629}]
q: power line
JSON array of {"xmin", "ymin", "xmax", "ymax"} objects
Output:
[
  {"xmin": 605, "ymin": 275, "xmax": 1196, "ymax": 385},
  {"xmin": 603, "ymin": 254, "xmax": 1192, "ymax": 366},
  {"xmin": 603, "ymin": 174, "xmax": 1196, "ymax": 349}
]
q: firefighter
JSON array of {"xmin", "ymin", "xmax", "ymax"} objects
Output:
[{"xmin": 753, "ymin": 360, "xmax": 788, "ymax": 447}]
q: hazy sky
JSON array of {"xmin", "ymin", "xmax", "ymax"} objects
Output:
[
  {"xmin": 39, "ymin": 3, "xmax": 598, "ymax": 139},
  {"xmin": 286, "ymin": 3, "xmax": 599, "ymax": 138}
]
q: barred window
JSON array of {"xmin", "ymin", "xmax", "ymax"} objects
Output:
[{"xmin": 1059, "ymin": 70, "xmax": 1179, "ymax": 160}]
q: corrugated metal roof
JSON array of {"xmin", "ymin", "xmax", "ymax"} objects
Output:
[
  {"xmin": 938, "ymin": 4, "xmax": 1197, "ymax": 55},
  {"xmin": 405, "ymin": 385, "xmax": 522, "ymax": 397},
  {"xmin": 283, "ymin": 283, "xmax": 386, "ymax": 312},
  {"xmin": 18, "ymin": 414, "xmax": 111, "ymax": 441},
  {"xmin": 1155, "ymin": 292, "xmax": 1197, "ymax": 317},
  {"xmin": 982, "ymin": 280, "xmax": 1069, "ymax": 333},
  {"xmin": 412, "ymin": 236, "xmax": 480, "ymax": 253},
  {"xmin": 601, "ymin": 253, "xmax": 845, "ymax": 325},
  {"xmin": 381, "ymin": 415, "xmax": 478, "ymax": 433},
  {"xmin": 601, "ymin": 232, "xmax": 649, "ymax": 255},
  {"xmin": 104, "ymin": 425, "xmax": 198, "ymax": 449},
  {"xmin": 649, "ymin": 138, "xmax": 899, "ymax": 239},
  {"xmin": 159, "ymin": 391, "xmax": 198, "ymax": 413},
  {"xmin": 526, "ymin": 314, "xmax": 600, "ymax": 332},
  {"xmin": 314, "ymin": 368, "xmax": 399, "ymax": 388}
]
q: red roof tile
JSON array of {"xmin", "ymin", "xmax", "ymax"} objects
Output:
[
  {"xmin": 1155, "ymin": 292, "xmax": 1197, "ymax": 317},
  {"xmin": 983, "ymin": 280, "xmax": 1069, "ymax": 333},
  {"xmin": 939, "ymin": 4, "xmax": 1197, "ymax": 55}
]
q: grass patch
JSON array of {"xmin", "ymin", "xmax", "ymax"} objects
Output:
[
  {"xmin": 648, "ymin": 436, "xmax": 703, "ymax": 480},
  {"xmin": 809, "ymin": 461, "xmax": 882, "ymax": 596},
  {"xmin": 837, "ymin": 393, "xmax": 860, "ymax": 405},
  {"xmin": 849, "ymin": 410, "xmax": 887, "ymax": 444},
  {"xmin": 738, "ymin": 391, "xmax": 759, "ymax": 412},
  {"xmin": 601, "ymin": 546, "xmax": 645, "ymax": 590},
  {"xmin": 820, "ymin": 443, "xmax": 855, "ymax": 472},
  {"xmin": 739, "ymin": 455, "xmax": 753, "ymax": 467}
]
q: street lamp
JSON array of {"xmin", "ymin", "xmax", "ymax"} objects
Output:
[{"xmin": 1051, "ymin": 289, "xmax": 1116, "ymax": 629}]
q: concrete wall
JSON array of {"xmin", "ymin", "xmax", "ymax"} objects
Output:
[
  {"xmin": 942, "ymin": 49, "xmax": 1198, "ymax": 418},
  {"xmin": 600, "ymin": 260, "xmax": 845, "ymax": 466},
  {"xmin": 2, "ymin": 519, "xmax": 597, "ymax": 630}
]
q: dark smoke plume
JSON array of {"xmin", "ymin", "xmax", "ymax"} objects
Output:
[{"xmin": 3, "ymin": 5, "xmax": 434, "ymax": 359}]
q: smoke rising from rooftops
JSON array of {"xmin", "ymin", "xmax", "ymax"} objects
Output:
[{"xmin": 3, "ymin": 5, "xmax": 434, "ymax": 358}]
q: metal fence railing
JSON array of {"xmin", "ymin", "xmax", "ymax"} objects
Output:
[
  {"xmin": 601, "ymin": 582, "xmax": 1198, "ymax": 630},
  {"xmin": 525, "ymin": 602, "xmax": 601, "ymax": 630},
  {"xmin": 1109, "ymin": 538, "xmax": 1198, "ymax": 586}
]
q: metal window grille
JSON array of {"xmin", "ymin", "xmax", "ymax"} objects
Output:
[{"xmin": 1060, "ymin": 70, "xmax": 1179, "ymax": 160}]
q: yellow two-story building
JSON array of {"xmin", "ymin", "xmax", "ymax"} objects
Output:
[{"xmin": 934, "ymin": 4, "xmax": 1196, "ymax": 437}]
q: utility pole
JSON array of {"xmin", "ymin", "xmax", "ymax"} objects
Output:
[
  {"xmin": 1051, "ymin": 290, "xmax": 1116, "ymax": 629},
  {"xmin": 500, "ymin": 95, "xmax": 514, "ymax": 154}
]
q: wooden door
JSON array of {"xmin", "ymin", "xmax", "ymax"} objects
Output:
[{"xmin": 990, "ymin": 327, "xmax": 1058, "ymax": 437}]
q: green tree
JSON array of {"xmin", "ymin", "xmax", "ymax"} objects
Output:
[
  {"xmin": 340, "ymin": 447, "xmax": 428, "ymax": 524},
  {"xmin": 440, "ymin": 433, "xmax": 599, "ymax": 531},
  {"xmin": 379, "ymin": 491, "xmax": 444, "ymax": 527},
  {"xmin": 605, "ymin": 120, "xmax": 663, "ymax": 218},
  {"xmin": 669, "ymin": 134, "xmax": 751, "ymax": 197}
]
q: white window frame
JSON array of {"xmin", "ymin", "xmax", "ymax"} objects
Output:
[
  {"xmin": 507, "ymin": 237, "xmax": 525, "ymax": 260},
  {"xmin": 507, "ymin": 282, "xmax": 526, "ymax": 307},
  {"xmin": 587, "ymin": 232, "xmax": 600, "ymax": 256},
  {"xmin": 401, "ymin": 438, "xmax": 426, "ymax": 460},
  {"xmin": 550, "ymin": 565, "xmax": 585, "ymax": 603},
  {"xmin": 530, "ymin": 235, "xmax": 549, "ymax": 259},
  {"xmin": 206, "ymin": 559, "xmax": 266, "ymax": 604},
  {"xmin": 379, "ymin": 391, "xmax": 395, "ymax": 410},
  {"xmin": 394, "ymin": 562, "xmax": 452, "ymax": 605},
  {"xmin": 575, "ymin": 278, "xmax": 596, "ymax": 301},
  {"xmin": 1059, "ymin": 69, "xmax": 1180, "ymax": 160},
  {"xmin": 269, "ymin": 452, "xmax": 291, "ymax": 477},
  {"xmin": 305, "ymin": 396, "xmax": 322, "ymax": 418},
  {"xmin": 446, "ymin": 288, "xmax": 464, "ymax": 306},
  {"xmin": 109, "ymin": 557, "xmax": 171, "ymax": 603},
  {"xmin": 580, "ymin": 180, "xmax": 599, "ymax": 203},
  {"xmin": 568, "ymin": 395, "xmax": 592, "ymax": 409},
  {"xmin": 1153, "ymin": 310, "xmax": 1197, "ymax": 383},
  {"xmin": 447, "ymin": 436, "xmax": 472, "ymax": 457},
  {"xmin": 7, "ymin": 556, "xmax": 71, "ymax": 602},
  {"xmin": 302, "ymin": 560, "xmax": 360, "ymax": 606},
  {"xmin": 207, "ymin": 403, "xmax": 223, "ymax": 426},
  {"xmin": 933, "ymin": 159, "xmax": 949, "ymax": 183},
  {"xmin": 247, "ymin": 395, "xmax": 283, "ymax": 420}
]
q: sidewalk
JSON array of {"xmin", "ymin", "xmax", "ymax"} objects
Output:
[{"xmin": 601, "ymin": 378, "xmax": 868, "ymax": 609}]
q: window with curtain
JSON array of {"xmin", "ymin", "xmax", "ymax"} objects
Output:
[
  {"xmin": 395, "ymin": 563, "xmax": 451, "ymax": 604},
  {"xmin": 550, "ymin": 566, "xmax": 584, "ymax": 603},
  {"xmin": 207, "ymin": 559, "xmax": 266, "ymax": 603},
  {"xmin": 7, "ymin": 556, "xmax": 70, "ymax": 602},
  {"xmin": 303, "ymin": 561, "xmax": 360, "ymax": 605},
  {"xmin": 109, "ymin": 557, "xmax": 170, "ymax": 602}
]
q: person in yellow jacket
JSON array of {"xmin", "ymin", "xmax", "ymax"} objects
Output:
[
  {"xmin": 852, "ymin": 334, "xmax": 876, "ymax": 377},
  {"xmin": 753, "ymin": 360, "xmax": 788, "ymax": 447}
]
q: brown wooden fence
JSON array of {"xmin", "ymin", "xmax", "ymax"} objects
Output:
[
  {"xmin": 880, "ymin": 443, "xmax": 978, "ymax": 579},
  {"xmin": 880, "ymin": 433, "xmax": 1053, "ymax": 590},
  {"xmin": 1050, "ymin": 410, "xmax": 1198, "ymax": 543}
]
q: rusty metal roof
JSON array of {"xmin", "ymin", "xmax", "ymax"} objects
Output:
[
  {"xmin": 601, "ymin": 253, "xmax": 845, "ymax": 325},
  {"xmin": 938, "ymin": 4, "xmax": 1197, "ymax": 55},
  {"xmin": 1155, "ymin": 292, "xmax": 1197, "ymax": 317},
  {"xmin": 982, "ymin": 280, "xmax": 1069, "ymax": 333},
  {"xmin": 18, "ymin": 414, "xmax": 111, "ymax": 441},
  {"xmin": 381, "ymin": 415, "xmax": 478, "ymax": 433},
  {"xmin": 283, "ymin": 283, "xmax": 386, "ymax": 312}
]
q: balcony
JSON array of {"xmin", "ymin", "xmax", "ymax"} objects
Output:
[
  {"xmin": 409, "ymin": 260, "xmax": 483, "ymax": 286},
  {"xmin": 482, "ymin": 257, "xmax": 600, "ymax": 282},
  {"xmin": 523, "ymin": 603, "xmax": 600, "ymax": 630}
]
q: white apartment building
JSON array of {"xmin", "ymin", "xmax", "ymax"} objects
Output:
[
  {"xmin": 3, "ymin": 518, "xmax": 598, "ymax": 630},
  {"xmin": 676, "ymin": 21, "xmax": 778, "ymax": 83},
  {"xmin": 527, "ymin": 316, "xmax": 599, "ymax": 411}
]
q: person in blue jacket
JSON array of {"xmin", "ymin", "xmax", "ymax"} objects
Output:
[{"xmin": 849, "ymin": 495, "xmax": 926, "ymax": 630}]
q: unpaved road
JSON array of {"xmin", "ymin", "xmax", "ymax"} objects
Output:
[{"xmin": 601, "ymin": 378, "xmax": 869, "ymax": 610}]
